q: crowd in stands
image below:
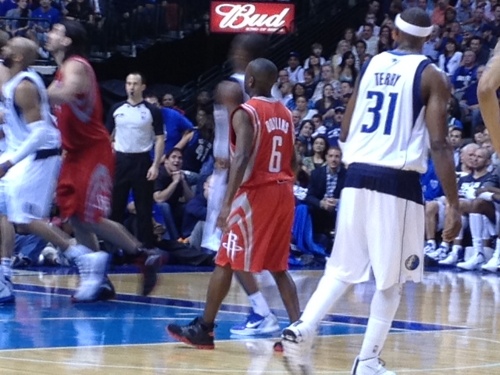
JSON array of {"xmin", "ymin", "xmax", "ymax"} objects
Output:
[
  {"xmin": 0, "ymin": 0, "xmax": 191, "ymax": 58},
  {"xmin": 9, "ymin": 0, "xmax": 500, "ymax": 274}
]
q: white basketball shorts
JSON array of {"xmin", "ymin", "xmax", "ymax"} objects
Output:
[
  {"xmin": 5, "ymin": 151, "xmax": 61, "ymax": 224},
  {"xmin": 327, "ymin": 163, "xmax": 425, "ymax": 290}
]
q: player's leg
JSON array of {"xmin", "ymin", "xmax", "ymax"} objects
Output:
[
  {"xmin": 270, "ymin": 270, "xmax": 300, "ymax": 321},
  {"xmin": 71, "ymin": 217, "xmax": 163, "ymax": 296},
  {"xmin": 282, "ymin": 188, "xmax": 366, "ymax": 350},
  {"xmin": 167, "ymin": 264, "xmax": 234, "ymax": 349},
  {"xmin": 354, "ymin": 184, "xmax": 424, "ymax": 374},
  {"xmin": 352, "ymin": 284, "xmax": 401, "ymax": 375},
  {"xmin": 0, "ymin": 214, "xmax": 15, "ymax": 303}
]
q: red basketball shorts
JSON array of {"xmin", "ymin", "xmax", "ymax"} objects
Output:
[
  {"xmin": 216, "ymin": 181, "xmax": 294, "ymax": 272},
  {"xmin": 57, "ymin": 144, "xmax": 115, "ymax": 223}
]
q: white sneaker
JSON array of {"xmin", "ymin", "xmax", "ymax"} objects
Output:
[
  {"xmin": 439, "ymin": 250, "xmax": 459, "ymax": 266},
  {"xmin": 0, "ymin": 277, "xmax": 14, "ymax": 304},
  {"xmin": 230, "ymin": 311, "xmax": 280, "ymax": 336},
  {"xmin": 351, "ymin": 356, "xmax": 395, "ymax": 375},
  {"xmin": 73, "ymin": 251, "xmax": 109, "ymax": 302},
  {"xmin": 482, "ymin": 252, "xmax": 500, "ymax": 273},
  {"xmin": 457, "ymin": 253, "xmax": 485, "ymax": 271},
  {"xmin": 281, "ymin": 320, "xmax": 315, "ymax": 357}
]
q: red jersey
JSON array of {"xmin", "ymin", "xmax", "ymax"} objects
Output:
[
  {"xmin": 231, "ymin": 97, "xmax": 294, "ymax": 188},
  {"xmin": 53, "ymin": 56, "xmax": 110, "ymax": 152}
]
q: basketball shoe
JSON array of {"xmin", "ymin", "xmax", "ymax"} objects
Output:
[
  {"xmin": 136, "ymin": 248, "xmax": 163, "ymax": 296},
  {"xmin": 351, "ymin": 356, "xmax": 395, "ymax": 375},
  {"xmin": 72, "ymin": 251, "xmax": 109, "ymax": 302},
  {"xmin": 457, "ymin": 252, "xmax": 485, "ymax": 270},
  {"xmin": 482, "ymin": 247, "xmax": 500, "ymax": 273},
  {"xmin": 96, "ymin": 276, "xmax": 116, "ymax": 300},
  {"xmin": 282, "ymin": 320, "xmax": 315, "ymax": 358},
  {"xmin": 230, "ymin": 310, "xmax": 280, "ymax": 336},
  {"xmin": 167, "ymin": 317, "xmax": 215, "ymax": 349}
]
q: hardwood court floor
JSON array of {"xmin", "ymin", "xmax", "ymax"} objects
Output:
[{"xmin": 0, "ymin": 266, "xmax": 499, "ymax": 374}]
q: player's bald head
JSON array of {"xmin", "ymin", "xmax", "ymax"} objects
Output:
[
  {"xmin": 9, "ymin": 37, "xmax": 38, "ymax": 67},
  {"xmin": 245, "ymin": 58, "xmax": 278, "ymax": 96}
]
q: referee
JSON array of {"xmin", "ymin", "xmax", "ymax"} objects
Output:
[{"xmin": 107, "ymin": 72, "xmax": 165, "ymax": 249}]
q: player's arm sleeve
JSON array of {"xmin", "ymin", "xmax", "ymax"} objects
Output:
[{"xmin": 9, "ymin": 121, "xmax": 53, "ymax": 165}]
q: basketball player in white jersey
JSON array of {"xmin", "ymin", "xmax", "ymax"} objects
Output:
[
  {"xmin": 0, "ymin": 37, "xmax": 108, "ymax": 302},
  {"xmin": 202, "ymin": 34, "xmax": 287, "ymax": 337},
  {"xmin": 479, "ymin": 40, "xmax": 500, "ymax": 153},
  {"xmin": 282, "ymin": 8, "xmax": 461, "ymax": 374},
  {"xmin": 477, "ymin": 39, "xmax": 500, "ymax": 273}
]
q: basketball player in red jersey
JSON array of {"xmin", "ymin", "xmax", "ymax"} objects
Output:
[
  {"xmin": 167, "ymin": 57, "xmax": 300, "ymax": 349},
  {"xmin": 45, "ymin": 19, "xmax": 162, "ymax": 301}
]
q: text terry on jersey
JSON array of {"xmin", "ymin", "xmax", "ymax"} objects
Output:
[{"xmin": 374, "ymin": 73, "xmax": 401, "ymax": 87}]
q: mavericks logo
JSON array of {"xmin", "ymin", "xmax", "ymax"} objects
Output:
[
  {"xmin": 222, "ymin": 231, "xmax": 243, "ymax": 261},
  {"xmin": 405, "ymin": 254, "xmax": 420, "ymax": 271}
]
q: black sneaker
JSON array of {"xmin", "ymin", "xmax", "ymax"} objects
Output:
[
  {"xmin": 167, "ymin": 317, "xmax": 215, "ymax": 349},
  {"xmin": 96, "ymin": 276, "xmax": 116, "ymax": 300},
  {"xmin": 137, "ymin": 249, "xmax": 163, "ymax": 296}
]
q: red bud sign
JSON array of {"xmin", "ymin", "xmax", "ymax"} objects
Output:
[{"xmin": 210, "ymin": 2, "xmax": 295, "ymax": 34}]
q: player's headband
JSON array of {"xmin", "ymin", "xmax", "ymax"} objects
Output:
[{"xmin": 395, "ymin": 14, "xmax": 433, "ymax": 37}]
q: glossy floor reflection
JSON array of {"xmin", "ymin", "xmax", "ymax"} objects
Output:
[{"xmin": 0, "ymin": 267, "xmax": 499, "ymax": 374}]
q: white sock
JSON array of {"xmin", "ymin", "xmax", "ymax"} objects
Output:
[
  {"xmin": 1, "ymin": 257, "xmax": 12, "ymax": 279},
  {"xmin": 248, "ymin": 291, "xmax": 271, "ymax": 317},
  {"xmin": 469, "ymin": 214, "xmax": 484, "ymax": 255},
  {"xmin": 64, "ymin": 244, "xmax": 92, "ymax": 262},
  {"xmin": 359, "ymin": 284, "xmax": 402, "ymax": 360},
  {"xmin": 300, "ymin": 268, "xmax": 351, "ymax": 329},
  {"xmin": 452, "ymin": 244, "xmax": 462, "ymax": 254}
]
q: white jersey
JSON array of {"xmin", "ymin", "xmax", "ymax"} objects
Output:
[
  {"xmin": 212, "ymin": 72, "xmax": 247, "ymax": 159},
  {"xmin": 2, "ymin": 68, "xmax": 60, "ymax": 157},
  {"xmin": 342, "ymin": 51, "xmax": 431, "ymax": 173}
]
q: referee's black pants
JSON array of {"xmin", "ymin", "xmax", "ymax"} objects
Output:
[{"xmin": 111, "ymin": 151, "xmax": 155, "ymax": 248}]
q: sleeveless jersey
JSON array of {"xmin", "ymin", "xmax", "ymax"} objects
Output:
[
  {"xmin": 53, "ymin": 56, "xmax": 109, "ymax": 152},
  {"xmin": 2, "ymin": 68, "xmax": 60, "ymax": 154},
  {"xmin": 213, "ymin": 72, "xmax": 247, "ymax": 160},
  {"xmin": 342, "ymin": 51, "xmax": 432, "ymax": 173},
  {"xmin": 232, "ymin": 96, "xmax": 294, "ymax": 188}
]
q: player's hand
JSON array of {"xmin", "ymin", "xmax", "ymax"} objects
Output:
[
  {"xmin": 216, "ymin": 204, "xmax": 231, "ymax": 232},
  {"xmin": 146, "ymin": 165, "xmax": 158, "ymax": 181},
  {"xmin": 442, "ymin": 204, "xmax": 461, "ymax": 242}
]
